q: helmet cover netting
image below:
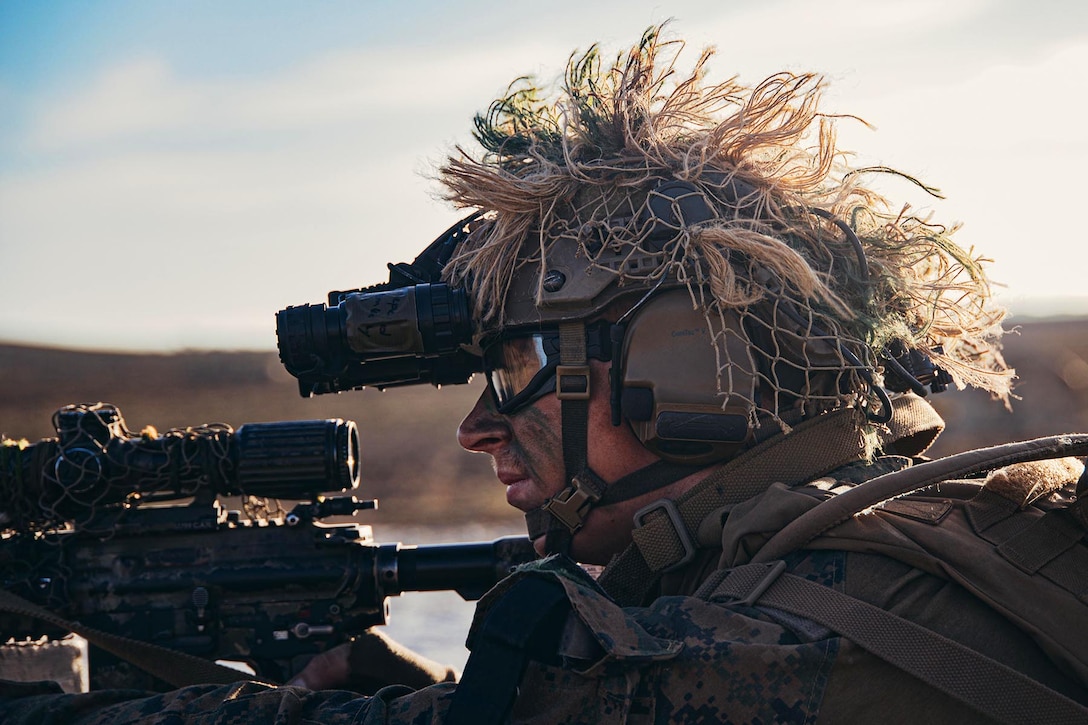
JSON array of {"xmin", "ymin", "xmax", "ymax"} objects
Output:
[{"xmin": 439, "ymin": 26, "xmax": 1012, "ymax": 434}]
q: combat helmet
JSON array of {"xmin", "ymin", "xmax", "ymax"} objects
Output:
[{"xmin": 440, "ymin": 28, "xmax": 1013, "ymax": 554}]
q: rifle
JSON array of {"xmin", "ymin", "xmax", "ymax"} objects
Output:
[{"xmin": 0, "ymin": 403, "xmax": 536, "ymax": 690}]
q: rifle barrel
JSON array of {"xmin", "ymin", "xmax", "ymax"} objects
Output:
[{"xmin": 377, "ymin": 536, "xmax": 537, "ymax": 600}]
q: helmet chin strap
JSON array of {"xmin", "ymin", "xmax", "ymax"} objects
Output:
[
  {"xmin": 524, "ymin": 322, "xmax": 702, "ymax": 556},
  {"xmin": 524, "ymin": 459, "xmax": 704, "ymax": 552}
]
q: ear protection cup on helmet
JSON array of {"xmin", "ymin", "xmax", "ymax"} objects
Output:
[{"xmin": 618, "ymin": 289, "xmax": 760, "ymax": 465}]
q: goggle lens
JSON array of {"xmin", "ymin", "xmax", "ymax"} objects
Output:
[
  {"xmin": 484, "ymin": 334, "xmax": 557, "ymax": 413},
  {"xmin": 482, "ymin": 322, "xmax": 610, "ymax": 414}
]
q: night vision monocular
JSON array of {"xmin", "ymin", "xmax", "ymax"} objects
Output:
[{"xmin": 276, "ymin": 214, "xmax": 483, "ymax": 398}]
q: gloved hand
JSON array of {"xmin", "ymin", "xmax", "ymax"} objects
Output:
[{"xmin": 286, "ymin": 629, "xmax": 458, "ymax": 694}]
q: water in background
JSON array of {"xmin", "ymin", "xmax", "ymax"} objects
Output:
[{"xmin": 375, "ymin": 522, "xmax": 526, "ymax": 671}]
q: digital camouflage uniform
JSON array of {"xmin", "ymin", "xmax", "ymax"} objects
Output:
[{"xmin": 3, "ymin": 451, "xmax": 1084, "ymax": 724}]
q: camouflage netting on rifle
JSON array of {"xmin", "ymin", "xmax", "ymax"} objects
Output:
[
  {"xmin": 0, "ymin": 403, "xmax": 283, "ymax": 538},
  {"xmin": 439, "ymin": 25, "xmax": 1012, "ymax": 434}
]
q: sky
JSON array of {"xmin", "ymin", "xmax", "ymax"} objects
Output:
[{"xmin": 1, "ymin": 0, "xmax": 1086, "ymax": 352}]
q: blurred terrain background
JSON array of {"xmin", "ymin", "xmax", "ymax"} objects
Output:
[
  {"xmin": 3, "ymin": 315, "xmax": 1086, "ymax": 529},
  {"xmin": 0, "ymin": 342, "xmax": 518, "ymax": 527}
]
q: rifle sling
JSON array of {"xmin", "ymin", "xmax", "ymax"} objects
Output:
[
  {"xmin": 0, "ymin": 587, "xmax": 261, "ymax": 688},
  {"xmin": 703, "ymin": 562, "xmax": 1088, "ymax": 725}
]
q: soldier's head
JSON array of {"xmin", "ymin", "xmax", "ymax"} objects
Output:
[{"xmin": 446, "ymin": 28, "xmax": 1012, "ymax": 562}]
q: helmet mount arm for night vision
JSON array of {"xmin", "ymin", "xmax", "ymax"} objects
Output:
[{"xmin": 383, "ymin": 209, "xmax": 487, "ymax": 288}]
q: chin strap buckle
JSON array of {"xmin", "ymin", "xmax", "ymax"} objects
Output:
[{"xmin": 542, "ymin": 473, "xmax": 605, "ymax": 534}]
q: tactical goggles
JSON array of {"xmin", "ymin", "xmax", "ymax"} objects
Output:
[{"xmin": 482, "ymin": 322, "xmax": 612, "ymax": 415}]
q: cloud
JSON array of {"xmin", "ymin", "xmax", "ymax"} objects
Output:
[
  {"xmin": 22, "ymin": 38, "xmax": 572, "ymax": 155},
  {"xmin": 23, "ymin": 0, "xmax": 1006, "ymax": 155},
  {"xmin": 30, "ymin": 59, "xmax": 199, "ymax": 148},
  {"xmin": 3, "ymin": 3, "xmax": 1086, "ymax": 351},
  {"xmin": 822, "ymin": 38, "xmax": 1088, "ymax": 304},
  {"xmin": 708, "ymin": 0, "xmax": 992, "ymax": 39}
]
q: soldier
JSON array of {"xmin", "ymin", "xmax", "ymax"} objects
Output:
[{"xmin": 3, "ymin": 27, "xmax": 1086, "ymax": 724}]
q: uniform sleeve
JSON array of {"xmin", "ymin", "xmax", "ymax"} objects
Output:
[{"xmin": 0, "ymin": 678, "xmax": 459, "ymax": 725}]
